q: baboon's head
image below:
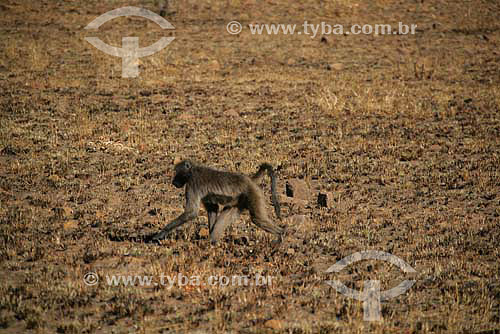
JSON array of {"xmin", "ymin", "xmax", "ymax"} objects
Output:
[{"xmin": 172, "ymin": 160, "xmax": 193, "ymax": 188}]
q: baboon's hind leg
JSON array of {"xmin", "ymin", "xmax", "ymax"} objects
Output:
[
  {"xmin": 247, "ymin": 192, "xmax": 284, "ymax": 237},
  {"xmin": 210, "ymin": 206, "xmax": 240, "ymax": 243},
  {"xmin": 250, "ymin": 213, "xmax": 284, "ymax": 236}
]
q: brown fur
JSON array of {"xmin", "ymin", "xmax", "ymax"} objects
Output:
[{"xmin": 151, "ymin": 160, "xmax": 283, "ymax": 243}]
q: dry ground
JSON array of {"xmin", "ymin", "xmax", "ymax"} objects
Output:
[{"xmin": 0, "ymin": 0, "xmax": 499, "ymax": 333}]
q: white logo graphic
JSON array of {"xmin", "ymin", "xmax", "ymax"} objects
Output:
[
  {"xmin": 84, "ymin": 7, "xmax": 175, "ymax": 78},
  {"xmin": 226, "ymin": 21, "xmax": 243, "ymax": 35},
  {"xmin": 83, "ymin": 272, "xmax": 99, "ymax": 286},
  {"xmin": 326, "ymin": 251, "xmax": 416, "ymax": 321}
]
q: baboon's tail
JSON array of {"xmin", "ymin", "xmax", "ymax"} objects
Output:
[{"xmin": 252, "ymin": 163, "xmax": 281, "ymax": 219}]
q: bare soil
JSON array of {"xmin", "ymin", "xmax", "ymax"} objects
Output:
[{"xmin": 0, "ymin": 0, "xmax": 499, "ymax": 333}]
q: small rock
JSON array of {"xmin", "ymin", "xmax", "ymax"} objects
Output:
[
  {"xmin": 95, "ymin": 210, "xmax": 105, "ymax": 220},
  {"xmin": 292, "ymin": 199, "xmax": 308, "ymax": 208},
  {"xmin": 225, "ymin": 109, "xmax": 239, "ymax": 117},
  {"xmin": 199, "ymin": 228, "xmax": 209, "ymax": 237},
  {"xmin": 53, "ymin": 206, "xmax": 73, "ymax": 218},
  {"xmin": 207, "ymin": 60, "xmax": 220, "ymax": 71},
  {"xmin": 317, "ymin": 192, "xmax": 335, "ymax": 208},
  {"xmin": 329, "ymin": 63, "xmax": 344, "ymax": 71},
  {"xmin": 63, "ymin": 206, "xmax": 73, "ymax": 217},
  {"xmin": 246, "ymin": 57, "xmax": 256, "ymax": 65},
  {"xmin": 286, "ymin": 248, "xmax": 295, "ymax": 255},
  {"xmin": 286, "ymin": 179, "xmax": 310, "ymax": 201},
  {"xmin": 63, "ymin": 220, "xmax": 78, "ymax": 230},
  {"xmin": 264, "ymin": 319, "xmax": 283, "ymax": 330},
  {"xmin": 429, "ymin": 144, "xmax": 441, "ymax": 151},
  {"xmin": 282, "ymin": 195, "xmax": 308, "ymax": 209}
]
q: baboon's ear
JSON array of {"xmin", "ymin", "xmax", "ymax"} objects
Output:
[{"xmin": 185, "ymin": 161, "xmax": 191, "ymax": 169}]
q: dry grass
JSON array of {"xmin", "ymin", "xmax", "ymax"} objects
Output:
[{"xmin": 0, "ymin": 0, "xmax": 499, "ymax": 333}]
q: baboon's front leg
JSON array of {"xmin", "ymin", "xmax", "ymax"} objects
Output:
[
  {"xmin": 151, "ymin": 188, "xmax": 202, "ymax": 241},
  {"xmin": 151, "ymin": 210, "xmax": 198, "ymax": 241},
  {"xmin": 203, "ymin": 202, "xmax": 219, "ymax": 233}
]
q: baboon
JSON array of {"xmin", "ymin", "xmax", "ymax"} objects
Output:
[{"xmin": 151, "ymin": 160, "xmax": 283, "ymax": 243}]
